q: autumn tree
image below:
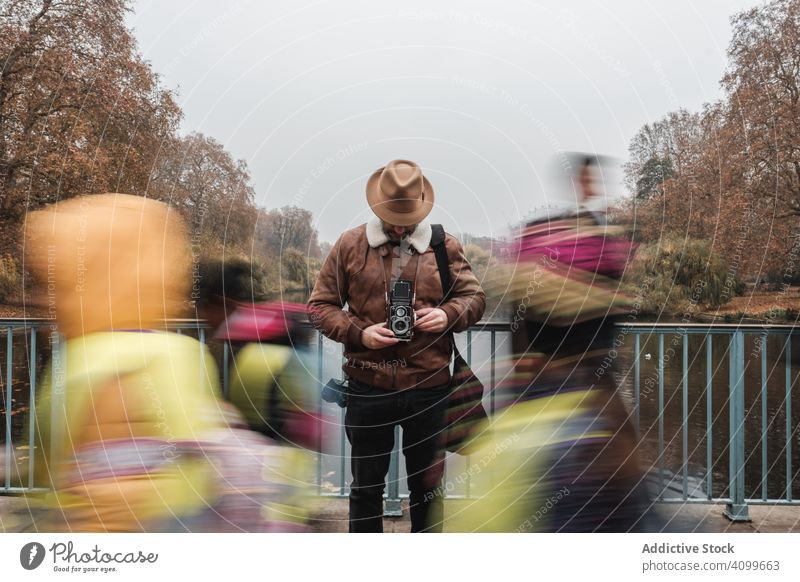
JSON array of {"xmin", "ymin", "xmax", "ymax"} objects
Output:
[
  {"xmin": 254, "ymin": 205, "xmax": 321, "ymax": 261},
  {"xmin": 723, "ymin": 0, "xmax": 800, "ymax": 219},
  {"xmin": 319, "ymin": 240, "xmax": 333, "ymax": 261},
  {"xmin": 463, "ymin": 243, "xmax": 491, "ymax": 284},
  {"xmin": 0, "ymin": 0, "xmax": 180, "ymax": 243},
  {"xmin": 152, "ymin": 132, "xmax": 257, "ymax": 254},
  {"xmin": 624, "ymin": 109, "xmax": 712, "ymax": 243},
  {"xmin": 623, "ymin": 0, "xmax": 800, "ymax": 285},
  {"xmin": 624, "ymin": 109, "xmax": 705, "ymax": 201},
  {"xmin": 634, "ymin": 156, "xmax": 674, "ymax": 200}
]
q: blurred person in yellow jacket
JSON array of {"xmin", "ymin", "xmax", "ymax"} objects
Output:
[{"xmin": 24, "ymin": 193, "xmax": 224, "ymax": 532}]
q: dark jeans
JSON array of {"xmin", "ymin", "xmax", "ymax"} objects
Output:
[{"xmin": 345, "ymin": 379, "xmax": 449, "ymax": 533}]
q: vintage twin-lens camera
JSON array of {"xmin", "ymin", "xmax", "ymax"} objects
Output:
[{"xmin": 388, "ymin": 279, "xmax": 415, "ymax": 341}]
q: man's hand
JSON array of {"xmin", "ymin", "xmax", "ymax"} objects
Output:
[
  {"xmin": 414, "ymin": 307, "xmax": 449, "ymax": 333},
  {"xmin": 361, "ymin": 322, "xmax": 399, "ymax": 349}
]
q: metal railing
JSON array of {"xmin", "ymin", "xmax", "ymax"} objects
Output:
[
  {"xmin": 619, "ymin": 323, "xmax": 799, "ymax": 522},
  {"xmin": 1, "ymin": 319, "xmax": 797, "ymax": 522},
  {"xmin": 0, "ymin": 319, "xmax": 208, "ymax": 494}
]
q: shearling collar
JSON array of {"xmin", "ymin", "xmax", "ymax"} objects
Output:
[{"xmin": 366, "ymin": 216, "xmax": 432, "ymax": 254}]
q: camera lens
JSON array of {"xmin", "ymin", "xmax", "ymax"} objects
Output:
[
  {"xmin": 393, "ymin": 319, "xmax": 408, "ymax": 333},
  {"xmin": 395, "ymin": 307, "xmax": 406, "ymax": 317}
]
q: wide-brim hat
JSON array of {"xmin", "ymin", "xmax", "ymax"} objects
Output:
[{"xmin": 366, "ymin": 159, "xmax": 435, "ymax": 226}]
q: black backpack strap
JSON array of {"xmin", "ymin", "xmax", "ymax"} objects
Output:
[
  {"xmin": 431, "ymin": 224, "xmax": 452, "ymax": 305},
  {"xmin": 431, "ymin": 225, "xmax": 460, "ymax": 358}
]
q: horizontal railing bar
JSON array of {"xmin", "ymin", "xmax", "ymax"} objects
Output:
[
  {"xmin": 1, "ymin": 318, "xmax": 797, "ymax": 332},
  {"xmin": 0, "ymin": 487, "xmax": 49, "ymax": 494},
  {"xmin": 311, "ymin": 493, "xmax": 800, "ymax": 505},
  {"xmin": 661, "ymin": 498, "xmax": 800, "ymax": 506},
  {"xmin": 310, "ymin": 494, "xmax": 800, "ymax": 506},
  {"xmin": 618, "ymin": 323, "xmax": 799, "ymax": 331},
  {"xmin": 659, "ymin": 498, "xmax": 733, "ymax": 504}
]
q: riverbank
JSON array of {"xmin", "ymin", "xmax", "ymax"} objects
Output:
[{"xmin": 694, "ymin": 290, "xmax": 800, "ymax": 324}]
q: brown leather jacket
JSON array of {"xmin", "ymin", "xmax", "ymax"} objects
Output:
[{"xmin": 308, "ymin": 219, "xmax": 486, "ymax": 389}]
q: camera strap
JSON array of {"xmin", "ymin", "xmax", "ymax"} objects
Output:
[{"xmin": 380, "ymin": 242, "xmax": 422, "ymax": 309}]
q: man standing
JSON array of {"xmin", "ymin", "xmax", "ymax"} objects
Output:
[{"xmin": 308, "ymin": 159, "xmax": 486, "ymax": 532}]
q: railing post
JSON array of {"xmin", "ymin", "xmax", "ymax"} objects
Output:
[
  {"xmin": 706, "ymin": 335, "xmax": 713, "ymax": 500},
  {"xmin": 682, "ymin": 333, "xmax": 688, "ymax": 499},
  {"xmin": 4, "ymin": 327, "xmax": 11, "ymax": 491},
  {"xmin": 384, "ymin": 425, "xmax": 403, "ymax": 516},
  {"xmin": 634, "ymin": 333, "xmax": 640, "ymax": 435},
  {"xmin": 49, "ymin": 332, "xmax": 67, "ymax": 473},
  {"xmin": 725, "ymin": 330, "xmax": 750, "ymax": 521},
  {"xmin": 29, "ymin": 326, "xmax": 38, "ymax": 489},
  {"xmin": 658, "ymin": 334, "xmax": 665, "ymax": 497},
  {"xmin": 222, "ymin": 341, "xmax": 230, "ymax": 400},
  {"xmin": 786, "ymin": 335, "xmax": 793, "ymax": 503},
  {"xmin": 316, "ymin": 333, "xmax": 324, "ymax": 496}
]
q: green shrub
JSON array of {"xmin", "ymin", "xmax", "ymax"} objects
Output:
[
  {"xmin": 624, "ymin": 237, "xmax": 738, "ymax": 315},
  {"xmin": 281, "ymin": 248, "xmax": 310, "ymax": 289}
]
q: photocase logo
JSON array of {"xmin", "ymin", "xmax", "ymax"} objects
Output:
[{"xmin": 20, "ymin": 542, "xmax": 46, "ymax": 570}]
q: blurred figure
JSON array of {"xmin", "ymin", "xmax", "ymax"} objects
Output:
[
  {"xmin": 457, "ymin": 155, "xmax": 656, "ymax": 532},
  {"xmin": 195, "ymin": 259, "xmax": 322, "ymax": 450},
  {"xmin": 24, "ymin": 194, "xmax": 224, "ymax": 532},
  {"xmin": 188, "ymin": 399, "xmax": 313, "ymax": 532},
  {"xmin": 195, "ymin": 259, "xmax": 320, "ymax": 529}
]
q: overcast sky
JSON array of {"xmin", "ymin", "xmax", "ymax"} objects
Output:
[{"xmin": 128, "ymin": 0, "xmax": 757, "ymax": 243}]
